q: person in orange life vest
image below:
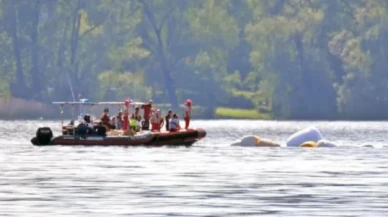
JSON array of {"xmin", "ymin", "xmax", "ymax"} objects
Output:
[
  {"xmin": 169, "ymin": 113, "xmax": 181, "ymax": 132},
  {"xmin": 122, "ymin": 108, "xmax": 129, "ymax": 131},
  {"xmin": 183, "ymin": 99, "xmax": 192, "ymax": 129},
  {"xmin": 150, "ymin": 109, "xmax": 164, "ymax": 132},
  {"xmin": 165, "ymin": 109, "xmax": 172, "ymax": 131},
  {"xmin": 141, "ymin": 100, "xmax": 153, "ymax": 130}
]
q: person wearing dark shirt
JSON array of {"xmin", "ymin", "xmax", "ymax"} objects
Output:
[
  {"xmin": 101, "ymin": 108, "xmax": 110, "ymax": 125},
  {"xmin": 141, "ymin": 100, "xmax": 153, "ymax": 130},
  {"xmin": 165, "ymin": 109, "xmax": 172, "ymax": 131}
]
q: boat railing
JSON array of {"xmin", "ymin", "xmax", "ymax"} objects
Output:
[{"xmin": 52, "ymin": 100, "xmax": 147, "ymax": 135}]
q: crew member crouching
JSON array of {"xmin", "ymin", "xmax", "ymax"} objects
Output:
[{"xmin": 169, "ymin": 113, "xmax": 181, "ymax": 132}]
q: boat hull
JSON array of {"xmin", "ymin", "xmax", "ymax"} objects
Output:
[{"xmin": 31, "ymin": 128, "xmax": 206, "ymax": 147}]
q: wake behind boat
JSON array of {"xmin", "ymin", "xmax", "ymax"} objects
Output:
[{"xmin": 31, "ymin": 100, "xmax": 206, "ymax": 147}]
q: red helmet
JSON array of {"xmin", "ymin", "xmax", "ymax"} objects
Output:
[{"xmin": 185, "ymin": 99, "xmax": 192, "ymax": 106}]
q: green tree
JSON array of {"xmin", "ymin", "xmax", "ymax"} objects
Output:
[
  {"xmin": 246, "ymin": 0, "xmax": 338, "ymax": 119},
  {"xmin": 332, "ymin": 0, "xmax": 388, "ymax": 119}
]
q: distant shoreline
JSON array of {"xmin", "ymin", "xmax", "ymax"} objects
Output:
[{"xmin": 1, "ymin": 97, "xmax": 387, "ymax": 121}]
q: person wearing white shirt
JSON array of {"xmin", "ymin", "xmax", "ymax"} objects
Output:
[
  {"xmin": 169, "ymin": 113, "xmax": 181, "ymax": 132},
  {"xmin": 183, "ymin": 99, "xmax": 192, "ymax": 129}
]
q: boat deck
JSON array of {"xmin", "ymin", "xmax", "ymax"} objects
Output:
[{"xmin": 106, "ymin": 129, "xmax": 191, "ymax": 137}]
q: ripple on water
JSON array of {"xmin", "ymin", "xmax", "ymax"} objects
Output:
[{"xmin": 1, "ymin": 120, "xmax": 388, "ymax": 216}]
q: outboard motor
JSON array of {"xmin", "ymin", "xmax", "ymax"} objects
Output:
[{"xmin": 34, "ymin": 127, "xmax": 53, "ymax": 145}]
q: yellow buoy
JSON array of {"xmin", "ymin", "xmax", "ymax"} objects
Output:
[
  {"xmin": 254, "ymin": 136, "xmax": 261, "ymax": 144},
  {"xmin": 300, "ymin": 141, "xmax": 317, "ymax": 148},
  {"xmin": 254, "ymin": 136, "xmax": 281, "ymax": 147}
]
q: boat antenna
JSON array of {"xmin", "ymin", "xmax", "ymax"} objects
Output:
[{"xmin": 66, "ymin": 70, "xmax": 76, "ymax": 102}]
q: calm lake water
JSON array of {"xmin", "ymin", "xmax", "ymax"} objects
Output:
[{"xmin": 1, "ymin": 120, "xmax": 388, "ymax": 216}]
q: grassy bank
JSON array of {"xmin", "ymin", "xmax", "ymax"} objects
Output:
[
  {"xmin": 215, "ymin": 107, "xmax": 271, "ymax": 119},
  {"xmin": 154, "ymin": 104, "xmax": 271, "ymax": 119}
]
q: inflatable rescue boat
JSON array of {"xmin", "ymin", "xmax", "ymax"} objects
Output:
[
  {"xmin": 31, "ymin": 100, "xmax": 206, "ymax": 147},
  {"xmin": 31, "ymin": 127, "xmax": 206, "ymax": 147}
]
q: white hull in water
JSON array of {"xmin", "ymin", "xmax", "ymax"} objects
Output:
[
  {"xmin": 231, "ymin": 126, "xmax": 338, "ymax": 148},
  {"xmin": 286, "ymin": 127, "xmax": 323, "ymax": 147},
  {"xmin": 317, "ymin": 139, "xmax": 337, "ymax": 148}
]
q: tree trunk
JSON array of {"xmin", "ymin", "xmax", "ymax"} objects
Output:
[
  {"xmin": 6, "ymin": 2, "xmax": 27, "ymax": 98},
  {"xmin": 157, "ymin": 43, "xmax": 179, "ymax": 109},
  {"xmin": 294, "ymin": 33, "xmax": 309, "ymax": 118},
  {"xmin": 56, "ymin": 22, "xmax": 67, "ymax": 98},
  {"xmin": 70, "ymin": 3, "xmax": 81, "ymax": 67},
  {"xmin": 139, "ymin": 0, "xmax": 179, "ymax": 109},
  {"xmin": 68, "ymin": 0, "xmax": 82, "ymax": 101},
  {"xmin": 30, "ymin": 0, "xmax": 41, "ymax": 100},
  {"xmin": 327, "ymin": 52, "xmax": 345, "ymax": 84}
]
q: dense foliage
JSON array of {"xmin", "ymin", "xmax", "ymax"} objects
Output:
[{"xmin": 0, "ymin": 0, "xmax": 387, "ymax": 119}]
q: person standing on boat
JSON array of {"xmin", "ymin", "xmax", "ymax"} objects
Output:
[
  {"xmin": 130, "ymin": 106, "xmax": 142, "ymax": 132},
  {"xmin": 122, "ymin": 99, "xmax": 131, "ymax": 131},
  {"xmin": 169, "ymin": 113, "xmax": 181, "ymax": 132},
  {"xmin": 141, "ymin": 100, "xmax": 153, "ymax": 130},
  {"xmin": 122, "ymin": 108, "xmax": 129, "ymax": 131},
  {"xmin": 183, "ymin": 99, "xmax": 192, "ymax": 129},
  {"xmin": 165, "ymin": 109, "xmax": 172, "ymax": 131},
  {"xmin": 150, "ymin": 109, "xmax": 157, "ymax": 131},
  {"xmin": 150, "ymin": 109, "xmax": 164, "ymax": 132}
]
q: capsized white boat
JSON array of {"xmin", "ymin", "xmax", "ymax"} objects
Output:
[{"xmin": 231, "ymin": 135, "xmax": 280, "ymax": 147}]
